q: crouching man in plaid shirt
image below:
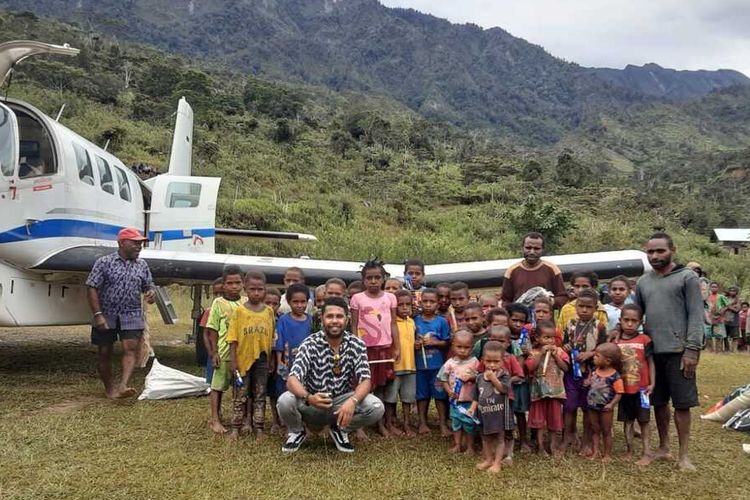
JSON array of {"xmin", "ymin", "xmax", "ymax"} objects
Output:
[{"xmin": 277, "ymin": 296, "xmax": 384, "ymax": 453}]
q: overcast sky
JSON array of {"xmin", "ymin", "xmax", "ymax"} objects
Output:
[{"xmin": 380, "ymin": 0, "xmax": 750, "ymax": 76}]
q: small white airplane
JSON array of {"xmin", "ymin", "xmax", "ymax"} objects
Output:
[{"xmin": 0, "ymin": 40, "xmax": 650, "ymax": 331}]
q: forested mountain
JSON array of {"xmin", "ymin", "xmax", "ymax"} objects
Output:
[
  {"xmin": 2, "ymin": 9, "xmax": 750, "ymax": 287},
  {"xmin": 590, "ymin": 64, "xmax": 749, "ymax": 100},
  {"xmin": 2, "ymin": 0, "xmax": 747, "ymax": 144}
]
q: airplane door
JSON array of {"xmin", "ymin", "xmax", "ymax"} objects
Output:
[
  {"xmin": 147, "ymin": 175, "xmax": 221, "ymax": 253},
  {"xmin": 0, "ymin": 102, "xmax": 19, "ymax": 207}
]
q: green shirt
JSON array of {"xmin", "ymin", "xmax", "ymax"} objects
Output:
[{"xmin": 206, "ymin": 296, "xmax": 246, "ymax": 360}]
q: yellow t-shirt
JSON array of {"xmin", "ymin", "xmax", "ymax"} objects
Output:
[
  {"xmin": 556, "ymin": 299, "xmax": 608, "ymax": 331},
  {"xmin": 226, "ymin": 304, "xmax": 276, "ymax": 374},
  {"xmin": 394, "ymin": 316, "xmax": 416, "ymax": 373}
]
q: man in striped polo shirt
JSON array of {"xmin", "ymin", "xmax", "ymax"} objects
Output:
[{"xmin": 277, "ymin": 296, "xmax": 385, "ymax": 453}]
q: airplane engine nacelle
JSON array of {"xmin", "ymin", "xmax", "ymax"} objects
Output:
[{"xmin": 0, "ymin": 261, "xmax": 91, "ymax": 327}]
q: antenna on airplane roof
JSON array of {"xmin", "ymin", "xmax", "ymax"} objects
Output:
[{"xmin": 55, "ymin": 103, "xmax": 66, "ymax": 122}]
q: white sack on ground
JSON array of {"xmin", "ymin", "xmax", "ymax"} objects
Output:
[
  {"xmin": 701, "ymin": 385, "xmax": 750, "ymax": 423},
  {"xmin": 138, "ymin": 358, "xmax": 210, "ymax": 400}
]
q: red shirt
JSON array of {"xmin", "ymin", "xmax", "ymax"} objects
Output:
[
  {"xmin": 614, "ymin": 333, "xmax": 653, "ymax": 394},
  {"xmin": 504, "ymin": 354, "xmax": 524, "ymax": 401}
]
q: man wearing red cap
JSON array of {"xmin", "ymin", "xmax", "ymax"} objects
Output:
[{"xmin": 86, "ymin": 227, "xmax": 156, "ymax": 399}]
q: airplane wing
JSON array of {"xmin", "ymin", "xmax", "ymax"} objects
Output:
[{"xmin": 31, "ymin": 245, "xmax": 649, "ymax": 287}]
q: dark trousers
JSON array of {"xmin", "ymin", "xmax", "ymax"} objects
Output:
[{"xmin": 232, "ymin": 353, "xmax": 268, "ymax": 430}]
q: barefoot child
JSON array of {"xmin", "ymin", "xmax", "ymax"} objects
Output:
[
  {"xmin": 436, "ymin": 282, "xmax": 453, "ymax": 317},
  {"xmin": 227, "ymin": 271, "xmax": 276, "ymax": 440},
  {"xmin": 325, "ymin": 278, "xmax": 347, "ymax": 298},
  {"xmin": 556, "ymin": 272, "xmax": 608, "ymax": 331},
  {"xmin": 486, "ymin": 307, "xmax": 509, "ymax": 328},
  {"xmin": 604, "ymin": 275, "xmax": 631, "ymax": 333},
  {"xmin": 561, "ymin": 288, "xmax": 608, "ymax": 453},
  {"xmin": 263, "ymin": 286, "xmax": 282, "ymax": 430},
  {"xmin": 439, "ymin": 330, "xmax": 480, "ymax": 453},
  {"xmin": 264, "ymin": 287, "xmax": 281, "ymax": 316},
  {"xmin": 506, "ymin": 302, "xmax": 532, "ymax": 453},
  {"xmin": 414, "ymin": 288, "xmax": 451, "ymax": 435},
  {"xmin": 350, "ymin": 259, "xmax": 400, "ymax": 437},
  {"xmin": 386, "ymin": 290, "xmax": 417, "ymax": 435},
  {"xmin": 404, "ymin": 258, "xmax": 427, "ymax": 310},
  {"xmin": 479, "ymin": 293, "xmax": 498, "ymax": 319},
  {"xmin": 205, "ymin": 267, "xmax": 246, "ymax": 434},
  {"xmin": 202, "ymin": 277, "xmax": 224, "ymax": 383},
  {"xmin": 494, "ymin": 327, "xmax": 524, "ymax": 465},
  {"xmin": 526, "ymin": 321, "xmax": 569, "ymax": 456},
  {"xmin": 278, "ymin": 267, "xmax": 313, "ymax": 315},
  {"xmin": 473, "ymin": 324, "xmax": 510, "ymax": 359},
  {"xmin": 585, "ymin": 343, "xmax": 624, "ymax": 462},
  {"xmin": 613, "ymin": 304, "xmax": 655, "ymax": 464},
  {"xmin": 273, "ymin": 283, "xmax": 313, "ymax": 435},
  {"xmin": 532, "ymin": 296, "xmax": 562, "ymax": 346},
  {"xmin": 472, "ymin": 340, "xmax": 510, "ymax": 473},
  {"xmin": 464, "ymin": 302, "xmax": 486, "ymax": 342},
  {"xmin": 385, "ymin": 278, "xmax": 404, "ymax": 295},
  {"xmin": 449, "ymin": 282, "xmax": 471, "ymax": 330}
]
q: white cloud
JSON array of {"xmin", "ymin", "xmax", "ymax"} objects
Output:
[{"xmin": 380, "ymin": 0, "xmax": 750, "ymax": 76}]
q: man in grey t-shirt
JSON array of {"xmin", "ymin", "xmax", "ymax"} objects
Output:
[{"xmin": 635, "ymin": 232, "xmax": 703, "ymax": 471}]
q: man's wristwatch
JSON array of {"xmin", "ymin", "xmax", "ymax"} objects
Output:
[
  {"xmin": 350, "ymin": 396, "xmax": 360, "ymax": 406},
  {"xmin": 93, "ymin": 311, "xmax": 104, "ymax": 317}
]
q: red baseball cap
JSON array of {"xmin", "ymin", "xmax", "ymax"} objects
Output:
[{"xmin": 117, "ymin": 227, "xmax": 148, "ymax": 242}]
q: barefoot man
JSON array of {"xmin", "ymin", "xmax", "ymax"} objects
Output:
[
  {"xmin": 86, "ymin": 227, "xmax": 155, "ymax": 399},
  {"xmin": 635, "ymin": 232, "xmax": 704, "ymax": 471}
]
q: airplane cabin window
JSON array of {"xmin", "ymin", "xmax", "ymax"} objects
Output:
[
  {"xmin": 114, "ymin": 166, "xmax": 132, "ymax": 202},
  {"xmin": 16, "ymin": 110, "xmax": 56, "ymax": 179},
  {"xmin": 95, "ymin": 156, "xmax": 115, "ymax": 195},
  {"xmin": 166, "ymin": 182, "xmax": 201, "ymax": 208},
  {"xmin": 73, "ymin": 143, "xmax": 95, "ymax": 186},
  {"xmin": 0, "ymin": 107, "xmax": 16, "ymax": 177}
]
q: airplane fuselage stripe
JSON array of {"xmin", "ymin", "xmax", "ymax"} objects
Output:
[{"xmin": 0, "ymin": 219, "xmax": 214, "ymax": 243}]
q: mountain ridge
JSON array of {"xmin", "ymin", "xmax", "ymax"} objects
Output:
[
  {"xmin": 589, "ymin": 63, "xmax": 749, "ymax": 100},
  {"xmin": 1, "ymin": 0, "xmax": 747, "ymax": 143}
]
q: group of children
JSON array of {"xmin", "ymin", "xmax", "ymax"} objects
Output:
[{"xmin": 200, "ymin": 260, "xmax": 656, "ymax": 471}]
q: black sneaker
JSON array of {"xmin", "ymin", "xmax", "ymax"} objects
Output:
[
  {"xmin": 328, "ymin": 425, "xmax": 354, "ymax": 453},
  {"xmin": 281, "ymin": 430, "xmax": 306, "ymax": 453}
]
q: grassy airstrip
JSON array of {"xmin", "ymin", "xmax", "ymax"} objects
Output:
[{"xmin": 1, "ymin": 311, "xmax": 749, "ymax": 499}]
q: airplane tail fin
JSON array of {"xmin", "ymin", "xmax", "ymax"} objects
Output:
[{"xmin": 167, "ymin": 97, "xmax": 193, "ymax": 176}]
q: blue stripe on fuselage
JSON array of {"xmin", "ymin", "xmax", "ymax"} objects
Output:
[{"xmin": 0, "ymin": 219, "xmax": 214, "ymax": 243}]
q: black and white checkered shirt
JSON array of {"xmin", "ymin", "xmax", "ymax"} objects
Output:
[{"xmin": 290, "ymin": 330, "xmax": 371, "ymax": 398}]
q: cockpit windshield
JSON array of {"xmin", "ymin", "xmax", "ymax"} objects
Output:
[{"xmin": 15, "ymin": 110, "xmax": 56, "ymax": 179}]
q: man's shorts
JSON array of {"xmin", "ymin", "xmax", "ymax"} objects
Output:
[
  {"xmin": 617, "ymin": 393, "xmax": 651, "ymax": 423},
  {"xmin": 210, "ymin": 358, "xmax": 233, "ymax": 392},
  {"xmin": 383, "ymin": 372, "xmax": 417, "ymax": 404},
  {"xmin": 90, "ymin": 326, "xmax": 143, "ymax": 346},
  {"xmin": 510, "ymin": 381, "xmax": 530, "ymax": 414},
  {"xmin": 450, "ymin": 402, "xmax": 477, "ymax": 434},
  {"xmin": 651, "ymin": 353, "xmax": 698, "ymax": 410},
  {"xmin": 416, "ymin": 369, "xmax": 447, "ymax": 401}
]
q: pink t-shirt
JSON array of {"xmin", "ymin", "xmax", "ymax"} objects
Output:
[{"xmin": 350, "ymin": 291, "xmax": 397, "ymax": 347}]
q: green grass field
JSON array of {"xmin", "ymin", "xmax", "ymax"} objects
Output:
[{"xmin": 1, "ymin": 321, "xmax": 748, "ymax": 500}]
